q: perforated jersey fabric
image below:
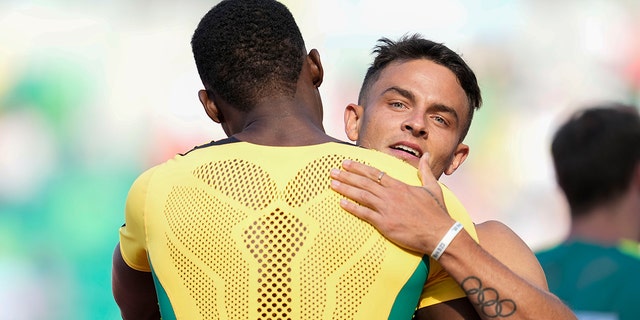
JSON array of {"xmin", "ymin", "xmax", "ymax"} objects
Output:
[{"xmin": 119, "ymin": 139, "xmax": 478, "ymax": 320}]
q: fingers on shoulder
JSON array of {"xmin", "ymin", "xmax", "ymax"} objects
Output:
[{"xmin": 342, "ymin": 159, "xmax": 385, "ymax": 181}]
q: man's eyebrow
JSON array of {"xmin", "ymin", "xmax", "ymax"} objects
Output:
[
  {"xmin": 430, "ymin": 103, "xmax": 459, "ymax": 124},
  {"xmin": 381, "ymin": 86, "xmax": 415, "ymax": 101},
  {"xmin": 382, "ymin": 86, "xmax": 460, "ymax": 122},
  {"xmin": 382, "ymin": 86, "xmax": 461, "ymax": 124}
]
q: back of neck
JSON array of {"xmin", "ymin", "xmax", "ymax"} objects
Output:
[
  {"xmin": 233, "ymin": 117, "xmax": 341, "ymax": 146},
  {"xmin": 569, "ymin": 194, "xmax": 640, "ymax": 245}
]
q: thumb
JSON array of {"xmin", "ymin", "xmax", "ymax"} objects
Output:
[{"xmin": 418, "ymin": 152, "xmax": 437, "ymax": 188}]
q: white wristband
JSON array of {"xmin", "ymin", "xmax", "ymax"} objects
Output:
[{"xmin": 431, "ymin": 221, "xmax": 464, "ymax": 260}]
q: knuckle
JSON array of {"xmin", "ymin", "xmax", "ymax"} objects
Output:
[{"xmin": 359, "ymin": 190, "xmax": 374, "ymax": 203}]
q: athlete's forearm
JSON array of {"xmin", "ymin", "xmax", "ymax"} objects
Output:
[{"xmin": 437, "ymin": 233, "xmax": 576, "ymax": 320}]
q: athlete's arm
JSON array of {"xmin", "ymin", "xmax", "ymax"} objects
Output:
[
  {"xmin": 329, "ymin": 155, "xmax": 576, "ymax": 320},
  {"xmin": 475, "ymin": 220, "xmax": 549, "ymax": 290},
  {"xmin": 112, "ymin": 243, "xmax": 160, "ymax": 320}
]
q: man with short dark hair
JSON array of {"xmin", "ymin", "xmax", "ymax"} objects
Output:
[
  {"xmin": 111, "ymin": 2, "xmax": 479, "ymax": 319},
  {"xmin": 330, "ymin": 34, "xmax": 576, "ymax": 319},
  {"xmin": 536, "ymin": 103, "xmax": 640, "ymax": 320}
]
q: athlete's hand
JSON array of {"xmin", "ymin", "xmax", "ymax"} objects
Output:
[{"xmin": 329, "ymin": 153, "xmax": 455, "ymax": 254}]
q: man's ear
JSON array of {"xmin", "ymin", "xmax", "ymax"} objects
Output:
[
  {"xmin": 444, "ymin": 143, "xmax": 469, "ymax": 175},
  {"xmin": 307, "ymin": 49, "xmax": 323, "ymax": 88},
  {"xmin": 198, "ymin": 89, "xmax": 224, "ymax": 123},
  {"xmin": 344, "ymin": 103, "xmax": 364, "ymax": 142}
]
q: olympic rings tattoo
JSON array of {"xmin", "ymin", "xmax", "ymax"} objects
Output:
[{"xmin": 462, "ymin": 276, "xmax": 517, "ymax": 318}]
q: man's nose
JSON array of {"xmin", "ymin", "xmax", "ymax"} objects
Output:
[{"xmin": 402, "ymin": 114, "xmax": 427, "ymax": 137}]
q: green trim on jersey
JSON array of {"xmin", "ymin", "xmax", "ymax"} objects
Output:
[
  {"xmin": 388, "ymin": 257, "xmax": 429, "ymax": 319},
  {"xmin": 151, "ymin": 262, "xmax": 176, "ymax": 320}
]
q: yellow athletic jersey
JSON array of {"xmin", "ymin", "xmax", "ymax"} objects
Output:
[{"xmin": 119, "ymin": 139, "xmax": 478, "ymax": 320}]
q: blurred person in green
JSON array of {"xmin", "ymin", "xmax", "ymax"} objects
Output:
[{"xmin": 536, "ymin": 103, "xmax": 640, "ymax": 320}]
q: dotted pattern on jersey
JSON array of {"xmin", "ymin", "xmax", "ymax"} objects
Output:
[
  {"xmin": 299, "ymin": 193, "xmax": 383, "ymax": 319},
  {"xmin": 164, "ymin": 186, "xmax": 250, "ymax": 319},
  {"xmin": 167, "ymin": 236, "xmax": 220, "ymax": 319},
  {"xmin": 293, "ymin": 156, "xmax": 386, "ymax": 319},
  {"xmin": 194, "ymin": 159, "xmax": 277, "ymax": 210},
  {"xmin": 243, "ymin": 208, "xmax": 308, "ymax": 320},
  {"xmin": 162, "ymin": 154, "xmax": 397, "ymax": 319},
  {"xmin": 283, "ymin": 155, "xmax": 339, "ymax": 207},
  {"xmin": 333, "ymin": 238, "xmax": 386, "ymax": 319}
]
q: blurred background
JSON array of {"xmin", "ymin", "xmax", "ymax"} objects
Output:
[{"xmin": 1, "ymin": 0, "xmax": 639, "ymax": 318}]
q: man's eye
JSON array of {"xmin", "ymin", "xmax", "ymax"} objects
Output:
[
  {"xmin": 433, "ymin": 115, "xmax": 447, "ymax": 124},
  {"xmin": 390, "ymin": 102, "xmax": 406, "ymax": 109}
]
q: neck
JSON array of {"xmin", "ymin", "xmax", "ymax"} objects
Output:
[
  {"xmin": 568, "ymin": 188, "xmax": 640, "ymax": 245},
  {"xmin": 231, "ymin": 98, "xmax": 340, "ymax": 146},
  {"xmin": 234, "ymin": 117, "xmax": 339, "ymax": 146}
]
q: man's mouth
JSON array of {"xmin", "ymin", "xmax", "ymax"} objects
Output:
[{"xmin": 390, "ymin": 144, "xmax": 422, "ymax": 158}]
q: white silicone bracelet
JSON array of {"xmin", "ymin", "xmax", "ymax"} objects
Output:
[{"xmin": 431, "ymin": 221, "xmax": 464, "ymax": 260}]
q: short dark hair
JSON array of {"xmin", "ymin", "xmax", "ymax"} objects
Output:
[
  {"xmin": 358, "ymin": 34, "xmax": 482, "ymax": 142},
  {"xmin": 551, "ymin": 103, "xmax": 640, "ymax": 216},
  {"xmin": 191, "ymin": 0, "xmax": 306, "ymax": 112}
]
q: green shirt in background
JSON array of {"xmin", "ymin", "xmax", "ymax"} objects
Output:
[{"xmin": 536, "ymin": 241, "xmax": 640, "ymax": 320}]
